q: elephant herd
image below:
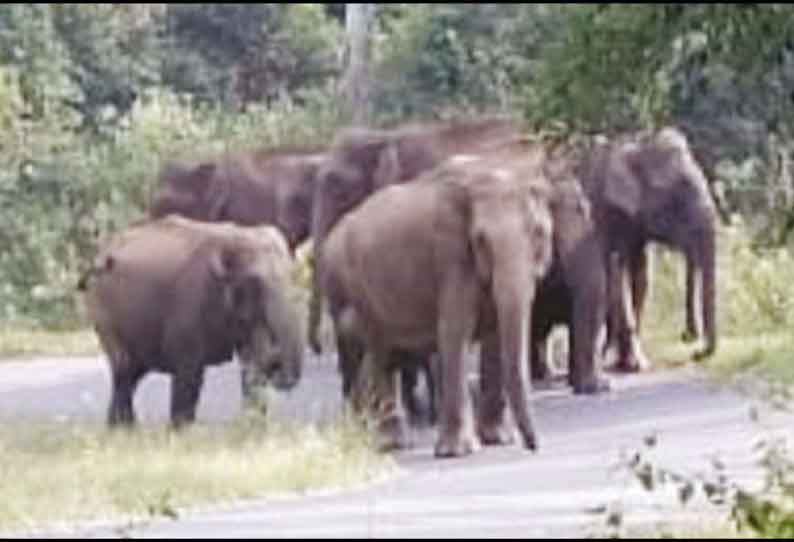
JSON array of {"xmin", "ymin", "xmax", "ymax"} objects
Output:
[{"xmin": 78, "ymin": 116, "xmax": 720, "ymax": 459}]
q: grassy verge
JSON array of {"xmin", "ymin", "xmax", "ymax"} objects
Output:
[
  {"xmin": 639, "ymin": 221, "xmax": 794, "ymax": 386},
  {"xmin": 0, "ymin": 327, "xmax": 100, "ymax": 359},
  {"xmin": 613, "ymin": 524, "xmax": 746, "ymax": 539},
  {"xmin": 0, "ymin": 413, "xmax": 395, "ymax": 534},
  {"xmin": 645, "ymin": 329, "xmax": 794, "ymax": 385}
]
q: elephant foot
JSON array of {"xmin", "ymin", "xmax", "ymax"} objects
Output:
[
  {"xmin": 680, "ymin": 328, "xmax": 699, "ymax": 344},
  {"xmin": 478, "ymin": 420, "xmax": 516, "ymax": 447},
  {"xmin": 571, "ymin": 374, "xmax": 612, "ymax": 395},
  {"xmin": 531, "ymin": 363, "xmax": 552, "ymax": 383},
  {"xmin": 692, "ymin": 344, "xmax": 716, "ymax": 362},
  {"xmin": 611, "ymin": 339, "xmax": 651, "ymax": 373},
  {"xmin": 376, "ymin": 413, "xmax": 412, "ymax": 452},
  {"xmin": 519, "ymin": 429, "xmax": 539, "ymax": 452},
  {"xmin": 613, "ymin": 355, "xmax": 650, "ymax": 373},
  {"xmin": 107, "ymin": 416, "xmax": 136, "ymax": 430},
  {"xmin": 309, "ymin": 332, "xmax": 323, "ymax": 356},
  {"xmin": 434, "ymin": 427, "xmax": 481, "ymax": 458}
]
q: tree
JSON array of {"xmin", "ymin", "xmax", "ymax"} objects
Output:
[
  {"xmin": 340, "ymin": 3, "xmax": 376, "ymax": 124},
  {"xmin": 162, "ymin": 4, "xmax": 341, "ymax": 110}
]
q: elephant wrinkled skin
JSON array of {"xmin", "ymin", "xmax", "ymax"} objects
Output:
[{"xmin": 79, "ymin": 216, "xmax": 305, "ymax": 428}]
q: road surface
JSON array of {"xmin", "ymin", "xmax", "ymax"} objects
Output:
[{"xmin": 0, "ymin": 352, "xmax": 789, "ymax": 538}]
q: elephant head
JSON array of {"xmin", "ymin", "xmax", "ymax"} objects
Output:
[
  {"xmin": 211, "ymin": 224, "xmax": 305, "ymax": 393},
  {"xmin": 150, "ymin": 162, "xmax": 229, "ymax": 222},
  {"xmin": 595, "ymin": 127, "xmax": 718, "ymax": 358}
]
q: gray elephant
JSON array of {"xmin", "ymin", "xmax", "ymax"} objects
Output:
[
  {"xmin": 579, "ymin": 127, "xmax": 719, "ymax": 372},
  {"xmin": 149, "ymin": 145, "xmax": 326, "ymax": 253},
  {"xmin": 320, "ymin": 145, "xmax": 554, "ymax": 458},
  {"xmin": 526, "ymin": 166, "xmax": 612, "ymax": 393},
  {"xmin": 308, "ymin": 116, "xmax": 520, "ymax": 422},
  {"xmin": 79, "ymin": 216, "xmax": 305, "ymax": 427}
]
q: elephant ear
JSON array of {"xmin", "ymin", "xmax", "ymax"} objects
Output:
[
  {"xmin": 373, "ymin": 143, "xmax": 401, "ymax": 188},
  {"xmin": 602, "ymin": 144, "xmax": 643, "ymax": 218},
  {"xmin": 210, "ymin": 245, "xmax": 260, "ymax": 323}
]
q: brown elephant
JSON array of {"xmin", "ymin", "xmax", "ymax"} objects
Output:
[
  {"xmin": 319, "ymin": 146, "xmax": 554, "ymax": 458},
  {"xmin": 79, "ymin": 215, "xmax": 305, "ymax": 427},
  {"xmin": 577, "ymin": 127, "xmax": 719, "ymax": 372},
  {"xmin": 149, "ymin": 145, "xmax": 326, "ymax": 252},
  {"xmin": 307, "ymin": 116, "xmax": 520, "ymax": 422}
]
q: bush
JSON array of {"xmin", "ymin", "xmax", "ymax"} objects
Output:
[{"xmin": 0, "ymin": 87, "xmax": 342, "ymax": 331}]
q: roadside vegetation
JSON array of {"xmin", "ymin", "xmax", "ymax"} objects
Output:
[{"xmin": 0, "ymin": 412, "xmax": 394, "ymax": 534}]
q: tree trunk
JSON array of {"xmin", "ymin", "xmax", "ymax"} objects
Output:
[{"xmin": 340, "ymin": 4, "xmax": 376, "ymax": 125}]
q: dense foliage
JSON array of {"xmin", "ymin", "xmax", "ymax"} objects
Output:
[{"xmin": 1, "ymin": 3, "xmax": 793, "ymax": 329}]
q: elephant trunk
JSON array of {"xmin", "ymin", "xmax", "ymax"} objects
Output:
[
  {"xmin": 241, "ymin": 284, "xmax": 305, "ymax": 395},
  {"xmin": 491, "ymin": 254, "xmax": 539, "ymax": 452},
  {"xmin": 266, "ymin": 284, "xmax": 305, "ymax": 389}
]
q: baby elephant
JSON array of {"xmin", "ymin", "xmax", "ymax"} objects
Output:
[{"xmin": 79, "ymin": 215, "xmax": 305, "ymax": 428}]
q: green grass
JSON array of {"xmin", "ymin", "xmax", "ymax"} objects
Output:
[
  {"xmin": 610, "ymin": 523, "xmax": 747, "ymax": 539},
  {"xmin": 0, "ymin": 327, "xmax": 100, "ymax": 359},
  {"xmin": 0, "ymin": 414, "xmax": 395, "ymax": 534},
  {"xmin": 639, "ymin": 222, "xmax": 794, "ymax": 386}
]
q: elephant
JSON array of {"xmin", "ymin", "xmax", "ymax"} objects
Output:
[
  {"xmin": 78, "ymin": 215, "xmax": 305, "ymax": 428},
  {"xmin": 619, "ymin": 134, "xmax": 729, "ymax": 351},
  {"xmin": 319, "ymin": 146, "xmax": 554, "ymax": 457},
  {"xmin": 576, "ymin": 126, "xmax": 719, "ymax": 372},
  {"xmin": 307, "ymin": 116, "xmax": 520, "ymax": 422},
  {"xmin": 149, "ymin": 145, "xmax": 327, "ymax": 253},
  {"xmin": 524, "ymin": 167, "xmax": 612, "ymax": 394}
]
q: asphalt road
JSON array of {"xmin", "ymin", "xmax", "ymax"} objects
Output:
[{"xmin": 1, "ymin": 351, "xmax": 790, "ymax": 539}]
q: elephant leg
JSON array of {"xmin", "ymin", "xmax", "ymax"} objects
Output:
[
  {"xmin": 108, "ymin": 363, "xmax": 144, "ymax": 427},
  {"xmin": 372, "ymin": 348, "xmax": 411, "ymax": 451},
  {"xmin": 629, "ymin": 244, "xmax": 651, "ymax": 335},
  {"xmin": 568, "ymin": 278, "xmax": 611, "ymax": 394},
  {"xmin": 530, "ymin": 324, "xmax": 553, "ymax": 383},
  {"xmin": 612, "ymin": 251, "xmax": 651, "ymax": 373},
  {"xmin": 477, "ymin": 333, "xmax": 515, "ymax": 446},
  {"xmin": 400, "ymin": 364, "xmax": 422, "ymax": 426},
  {"xmin": 435, "ymin": 275, "xmax": 480, "ymax": 458},
  {"xmin": 602, "ymin": 252, "xmax": 621, "ymax": 361},
  {"xmin": 170, "ymin": 366, "xmax": 205, "ymax": 429},
  {"xmin": 337, "ymin": 331, "xmax": 365, "ymax": 403},
  {"xmin": 682, "ymin": 255, "xmax": 700, "ymax": 343},
  {"xmin": 425, "ymin": 355, "xmax": 439, "ymax": 426}
]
